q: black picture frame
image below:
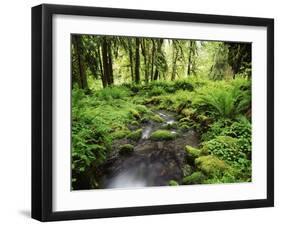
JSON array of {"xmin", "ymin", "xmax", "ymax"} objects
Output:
[{"xmin": 32, "ymin": 3, "xmax": 274, "ymax": 222}]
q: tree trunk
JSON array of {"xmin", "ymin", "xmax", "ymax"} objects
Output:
[
  {"xmin": 71, "ymin": 37, "xmax": 82, "ymax": 88},
  {"xmin": 128, "ymin": 41, "xmax": 134, "ymax": 83},
  {"xmin": 171, "ymin": 43, "xmax": 179, "ymax": 81},
  {"xmin": 153, "ymin": 39, "xmax": 163, "ymax": 80},
  {"xmin": 135, "ymin": 38, "xmax": 140, "ymax": 84},
  {"xmin": 101, "ymin": 37, "xmax": 109, "ymax": 86},
  {"xmin": 187, "ymin": 41, "xmax": 193, "ymax": 76},
  {"xmin": 108, "ymin": 43, "xmax": 114, "ymax": 85},
  {"xmin": 97, "ymin": 45, "xmax": 106, "ymax": 88},
  {"xmin": 141, "ymin": 39, "xmax": 149, "ymax": 84},
  {"xmin": 73, "ymin": 35, "xmax": 88, "ymax": 90},
  {"xmin": 232, "ymin": 45, "xmax": 242, "ymax": 79},
  {"xmin": 150, "ymin": 40, "xmax": 155, "ymax": 81},
  {"xmin": 153, "ymin": 69, "xmax": 159, "ymax": 80},
  {"xmin": 101, "ymin": 37, "xmax": 114, "ymax": 86}
]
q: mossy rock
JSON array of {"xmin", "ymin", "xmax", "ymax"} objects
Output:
[
  {"xmin": 127, "ymin": 129, "xmax": 142, "ymax": 141},
  {"xmin": 150, "ymin": 114, "xmax": 165, "ymax": 123},
  {"xmin": 168, "ymin": 180, "xmax": 179, "ymax": 186},
  {"xmin": 201, "ymin": 136, "xmax": 243, "ymax": 162},
  {"xmin": 119, "ymin": 144, "xmax": 134, "ymax": 155},
  {"xmin": 207, "ymin": 135, "xmax": 238, "ymax": 146},
  {"xmin": 181, "ymin": 108, "xmax": 195, "ymax": 117},
  {"xmin": 130, "ymin": 120, "xmax": 139, "ymax": 126},
  {"xmin": 140, "ymin": 116, "xmax": 150, "ymax": 123},
  {"xmin": 111, "ymin": 129, "xmax": 130, "ymax": 139},
  {"xmin": 197, "ymin": 114, "xmax": 209, "ymax": 122},
  {"xmin": 129, "ymin": 109, "xmax": 141, "ymax": 119},
  {"xmin": 179, "ymin": 117, "xmax": 191, "ymax": 123},
  {"xmin": 135, "ymin": 105, "xmax": 148, "ymax": 113},
  {"xmin": 183, "ymin": 172, "xmax": 206, "ymax": 185},
  {"xmin": 179, "ymin": 123, "xmax": 190, "ymax": 131},
  {"xmin": 185, "ymin": 145, "xmax": 208, "ymax": 159},
  {"xmin": 150, "ymin": 130, "xmax": 176, "ymax": 141},
  {"xmin": 195, "ymin": 155, "xmax": 229, "ymax": 176}
]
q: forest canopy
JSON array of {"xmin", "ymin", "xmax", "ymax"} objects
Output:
[
  {"xmin": 71, "ymin": 34, "xmax": 251, "ymax": 89},
  {"xmin": 71, "ymin": 34, "xmax": 252, "ymax": 190}
]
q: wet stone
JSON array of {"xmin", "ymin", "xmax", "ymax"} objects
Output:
[{"xmin": 97, "ymin": 110, "xmax": 200, "ymax": 189}]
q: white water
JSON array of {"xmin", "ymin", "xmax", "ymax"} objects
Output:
[
  {"xmin": 166, "ymin": 119, "xmax": 175, "ymax": 125},
  {"xmin": 106, "ymin": 171, "xmax": 147, "ymax": 188},
  {"xmin": 158, "ymin": 112, "xmax": 167, "ymax": 117},
  {"xmin": 142, "ymin": 126, "xmax": 152, "ymax": 139},
  {"xmin": 103, "ymin": 110, "xmax": 180, "ymax": 189},
  {"xmin": 158, "ymin": 111, "xmax": 175, "ymax": 125}
]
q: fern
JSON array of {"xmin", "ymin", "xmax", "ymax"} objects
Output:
[{"xmin": 195, "ymin": 79, "xmax": 250, "ymax": 119}]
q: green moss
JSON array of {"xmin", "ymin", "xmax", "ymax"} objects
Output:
[
  {"xmin": 183, "ymin": 172, "xmax": 206, "ymax": 185},
  {"xmin": 179, "ymin": 123, "xmax": 190, "ymax": 131},
  {"xmin": 130, "ymin": 109, "xmax": 141, "ymax": 119},
  {"xmin": 140, "ymin": 116, "xmax": 150, "ymax": 123},
  {"xmin": 195, "ymin": 155, "xmax": 229, "ymax": 176},
  {"xmin": 127, "ymin": 129, "xmax": 142, "ymax": 141},
  {"xmin": 150, "ymin": 114, "xmax": 165, "ymax": 123},
  {"xmin": 150, "ymin": 130, "xmax": 176, "ymax": 141},
  {"xmin": 130, "ymin": 121, "xmax": 139, "ymax": 126},
  {"xmin": 144, "ymin": 96, "xmax": 161, "ymax": 105},
  {"xmin": 111, "ymin": 129, "xmax": 130, "ymax": 139},
  {"xmin": 168, "ymin": 180, "xmax": 179, "ymax": 186},
  {"xmin": 197, "ymin": 114, "xmax": 209, "ymax": 122},
  {"xmin": 179, "ymin": 117, "xmax": 191, "ymax": 123},
  {"xmin": 203, "ymin": 170, "xmax": 240, "ymax": 184},
  {"xmin": 185, "ymin": 145, "xmax": 208, "ymax": 159},
  {"xmin": 181, "ymin": 108, "xmax": 195, "ymax": 117},
  {"xmin": 202, "ymin": 136, "xmax": 245, "ymax": 163},
  {"xmin": 119, "ymin": 144, "xmax": 134, "ymax": 155},
  {"xmin": 135, "ymin": 105, "xmax": 148, "ymax": 113}
]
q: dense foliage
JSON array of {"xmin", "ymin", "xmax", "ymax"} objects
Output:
[{"xmin": 71, "ymin": 34, "xmax": 252, "ymax": 189}]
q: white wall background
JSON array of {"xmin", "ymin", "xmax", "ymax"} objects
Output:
[{"xmin": 0, "ymin": 0, "xmax": 278, "ymax": 225}]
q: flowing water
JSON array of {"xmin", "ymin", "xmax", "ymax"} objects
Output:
[
  {"xmin": 98, "ymin": 110, "xmax": 199, "ymax": 189},
  {"xmin": 141, "ymin": 125, "xmax": 152, "ymax": 139}
]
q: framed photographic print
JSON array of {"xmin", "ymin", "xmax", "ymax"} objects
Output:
[{"xmin": 32, "ymin": 4, "xmax": 274, "ymax": 221}]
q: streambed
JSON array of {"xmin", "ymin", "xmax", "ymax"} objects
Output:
[{"xmin": 98, "ymin": 110, "xmax": 199, "ymax": 189}]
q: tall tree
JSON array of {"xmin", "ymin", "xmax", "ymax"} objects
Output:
[
  {"xmin": 101, "ymin": 37, "xmax": 114, "ymax": 86},
  {"xmin": 97, "ymin": 44, "xmax": 106, "ymax": 87},
  {"xmin": 226, "ymin": 43, "xmax": 252, "ymax": 78},
  {"xmin": 209, "ymin": 43, "xmax": 229, "ymax": 80},
  {"xmin": 128, "ymin": 39, "xmax": 135, "ymax": 82},
  {"xmin": 108, "ymin": 42, "xmax": 114, "ymax": 85},
  {"xmin": 150, "ymin": 40, "xmax": 156, "ymax": 81},
  {"xmin": 71, "ymin": 39, "xmax": 80, "ymax": 88},
  {"xmin": 135, "ymin": 38, "xmax": 140, "ymax": 83},
  {"xmin": 141, "ymin": 39, "xmax": 150, "ymax": 83},
  {"xmin": 171, "ymin": 40, "xmax": 179, "ymax": 81},
  {"xmin": 72, "ymin": 35, "xmax": 89, "ymax": 90},
  {"xmin": 101, "ymin": 37, "xmax": 109, "ymax": 86},
  {"xmin": 153, "ymin": 39, "xmax": 165, "ymax": 80},
  {"xmin": 187, "ymin": 40, "xmax": 197, "ymax": 76},
  {"xmin": 83, "ymin": 36, "xmax": 101, "ymax": 80}
]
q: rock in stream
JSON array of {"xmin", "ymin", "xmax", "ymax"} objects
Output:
[{"xmin": 97, "ymin": 110, "xmax": 199, "ymax": 189}]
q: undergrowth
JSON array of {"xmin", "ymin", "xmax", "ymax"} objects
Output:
[{"xmin": 72, "ymin": 77, "xmax": 252, "ymax": 188}]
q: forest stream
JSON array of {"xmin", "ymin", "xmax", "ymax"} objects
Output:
[
  {"xmin": 98, "ymin": 110, "xmax": 199, "ymax": 189},
  {"xmin": 72, "ymin": 35, "xmax": 252, "ymax": 190}
]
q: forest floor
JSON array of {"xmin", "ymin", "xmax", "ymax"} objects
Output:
[{"xmin": 72, "ymin": 78, "xmax": 252, "ymax": 190}]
